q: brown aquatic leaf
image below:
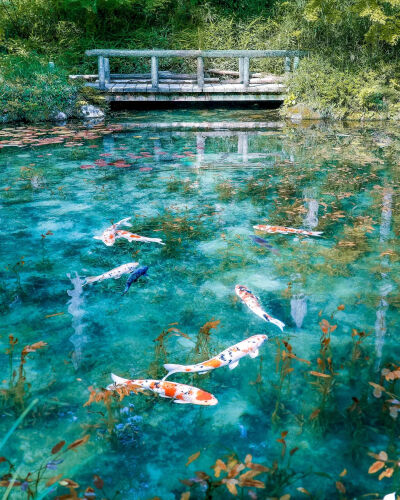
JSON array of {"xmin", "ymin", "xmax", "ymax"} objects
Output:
[
  {"xmin": 22, "ymin": 341, "xmax": 47, "ymax": 355},
  {"xmin": 241, "ymin": 478, "xmax": 265, "ymax": 488},
  {"xmin": 339, "ymin": 469, "xmax": 347, "ymax": 477},
  {"xmin": 0, "ymin": 457, "xmax": 6, "ymax": 463},
  {"xmin": 337, "ymin": 305, "xmax": 345, "ymax": 310},
  {"xmin": 280, "ymin": 495, "xmax": 290, "ymax": 500},
  {"xmin": 67, "ymin": 434, "xmax": 90, "ymax": 450},
  {"xmin": 93, "ymin": 474, "xmax": 104, "ymax": 489},
  {"xmin": 186, "ymin": 451, "xmax": 200, "ymax": 466},
  {"xmin": 180, "ymin": 479, "xmax": 195, "ymax": 487},
  {"xmin": 335, "ymin": 481, "xmax": 346, "ymax": 493},
  {"xmin": 309, "ymin": 371, "xmax": 331, "ymax": 378},
  {"xmin": 238, "ymin": 470, "xmax": 263, "ymax": 481},
  {"xmin": 84, "ymin": 487, "xmax": 96, "ymax": 499},
  {"xmin": 248, "ymin": 463, "xmax": 269, "ymax": 472},
  {"xmin": 46, "ymin": 474, "xmax": 62, "ymax": 487},
  {"xmin": 222, "ymin": 478, "xmax": 238, "ymax": 496},
  {"xmin": 195, "ymin": 471, "xmax": 209, "ymax": 480},
  {"xmin": 290, "ymin": 447, "xmax": 299, "ymax": 456},
  {"xmin": 297, "ymin": 487, "xmax": 311, "ymax": 496},
  {"xmin": 368, "ymin": 461, "xmax": 385, "ymax": 474},
  {"xmin": 51, "ymin": 440, "xmax": 66, "ymax": 454},
  {"xmin": 228, "ymin": 463, "xmax": 245, "ymax": 478},
  {"xmin": 244, "ymin": 454, "xmax": 252, "ymax": 466},
  {"xmin": 369, "ymin": 382, "xmax": 385, "ymax": 398},
  {"xmin": 213, "ymin": 458, "xmax": 227, "ymax": 478},
  {"xmin": 281, "ymin": 430, "xmax": 288, "ymax": 438},
  {"xmin": 59, "ymin": 478, "xmax": 79, "ymax": 488},
  {"xmin": 378, "ymin": 467, "xmax": 393, "ymax": 480},
  {"xmin": 180, "ymin": 493, "xmax": 190, "ymax": 500},
  {"xmin": 310, "ymin": 409, "xmax": 321, "ymax": 420}
]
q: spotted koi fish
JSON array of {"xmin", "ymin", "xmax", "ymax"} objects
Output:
[
  {"xmin": 115, "ymin": 230, "xmax": 165, "ymax": 246},
  {"xmin": 93, "ymin": 217, "xmax": 131, "ymax": 246},
  {"xmin": 84, "ymin": 262, "xmax": 138, "ymax": 285},
  {"xmin": 253, "ymin": 224, "xmax": 322, "ymax": 237},
  {"xmin": 107, "ymin": 374, "xmax": 218, "ymax": 406},
  {"xmin": 235, "ymin": 285, "xmax": 285, "ymax": 331},
  {"xmin": 162, "ymin": 334, "xmax": 268, "ymax": 380}
]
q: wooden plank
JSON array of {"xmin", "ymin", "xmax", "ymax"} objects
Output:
[
  {"xmin": 197, "ymin": 57, "xmax": 204, "ymax": 88},
  {"xmin": 151, "ymin": 56, "xmax": 159, "ymax": 88},
  {"xmin": 86, "ymin": 49, "xmax": 308, "ymax": 58},
  {"xmin": 106, "ymin": 94, "xmax": 285, "ymax": 102}
]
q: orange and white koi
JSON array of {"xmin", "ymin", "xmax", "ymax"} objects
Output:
[
  {"xmin": 107, "ymin": 374, "xmax": 217, "ymax": 406},
  {"xmin": 253, "ymin": 224, "xmax": 322, "ymax": 237},
  {"xmin": 163, "ymin": 334, "xmax": 268, "ymax": 379},
  {"xmin": 235, "ymin": 285, "xmax": 285, "ymax": 331},
  {"xmin": 93, "ymin": 217, "xmax": 131, "ymax": 246},
  {"xmin": 115, "ymin": 230, "xmax": 165, "ymax": 246},
  {"xmin": 84, "ymin": 262, "xmax": 138, "ymax": 285}
]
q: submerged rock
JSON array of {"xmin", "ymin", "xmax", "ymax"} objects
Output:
[
  {"xmin": 79, "ymin": 104, "xmax": 105, "ymax": 119},
  {"xmin": 52, "ymin": 111, "xmax": 68, "ymax": 122}
]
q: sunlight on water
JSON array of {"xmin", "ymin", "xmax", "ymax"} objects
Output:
[{"xmin": 0, "ymin": 109, "xmax": 400, "ymax": 499}]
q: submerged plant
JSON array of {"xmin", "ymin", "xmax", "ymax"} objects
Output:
[
  {"xmin": 193, "ymin": 319, "xmax": 220, "ymax": 360},
  {"xmin": 1, "ymin": 336, "xmax": 47, "ymax": 410}
]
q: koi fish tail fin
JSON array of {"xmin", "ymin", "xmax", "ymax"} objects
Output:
[
  {"xmin": 264, "ymin": 315, "xmax": 285, "ymax": 331},
  {"xmin": 162, "ymin": 363, "xmax": 186, "ymax": 380},
  {"xmin": 106, "ymin": 373, "xmax": 130, "ymax": 390},
  {"xmin": 153, "ymin": 238, "xmax": 165, "ymax": 245}
]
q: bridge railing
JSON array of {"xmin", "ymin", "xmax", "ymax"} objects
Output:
[{"xmin": 85, "ymin": 49, "xmax": 307, "ymax": 90}]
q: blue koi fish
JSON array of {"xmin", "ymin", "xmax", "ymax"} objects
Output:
[
  {"xmin": 249, "ymin": 235, "xmax": 280, "ymax": 255},
  {"xmin": 123, "ymin": 266, "xmax": 149, "ymax": 294}
]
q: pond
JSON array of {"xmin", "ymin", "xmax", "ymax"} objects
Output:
[{"xmin": 0, "ymin": 109, "xmax": 399, "ymax": 499}]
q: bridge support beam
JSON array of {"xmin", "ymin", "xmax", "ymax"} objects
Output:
[
  {"xmin": 98, "ymin": 55, "xmax": 106, "ymax": 90},
  {"xmin": 151, "ymin": 56, "xmax": 159, "ymax": 89},
  {"xmin": 239, "ymin": 57, "xmax": 249, "ymax": 87},
  {"xmin": 104, "ymin": 57, "xmax": 110, "ymax": 84},
  {"xmin": 197, "ymin": 57, "xmax": 204, "ymax": 89},
  {"xmin": 284, "ymin": 56, "xmax": 291, "ymax": 73}
]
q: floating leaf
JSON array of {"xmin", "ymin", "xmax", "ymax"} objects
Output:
[
  {"xmin": 379, "ymin": 467, "xmax": 393, "ymax": 480},
  {"xmin": 309, "ymin": 371, "xmax": 331, "ymax": 378},
  {"xmin": 93, "ymin": 475, "xmax": 104, "ymax": 489},
  {"xmin": 51, "ymin": 440, "xmax": 66, "ymax": 454},
  {"xmin": 335, "ymin": 481, "xmax": 346, "ymax": 493},
  {"xmin": 46, "ymin": 474, "xmax": 62, "ymax": 487},
  {"xmin": 186, "ymin": 451, "xmax": 200, "ymax": 466},
  {"xmin": 339, "ymin": 469, "xmax": 347, "ymax": 477},
  {"xmin": 368, "ymin": 461, "xmax": 385, "ymax": 474},
  {"xmin": 67, "ymin": 435, "xmax": 90, "ymax": 450}
]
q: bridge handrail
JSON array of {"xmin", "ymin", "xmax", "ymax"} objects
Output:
[
  {"xmin": 85, "ymin": 49, "xmax": 307, "ymax": 58},
  {"xmin": 86, "ymin": 49, "xmax": 307, "ymax": 90}
]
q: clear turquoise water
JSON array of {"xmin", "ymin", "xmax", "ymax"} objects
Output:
[{"xmin": 0, "ymin": 110, "xmax": 400, "ymax": 499}]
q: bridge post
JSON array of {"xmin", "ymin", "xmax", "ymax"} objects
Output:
[
  {"xmin": 151, "ymin": 56, "xmax": 159, "ymax": 89},
  {"xmin": 197, "ymin": 57, "xmax": 204, "ymax": 89},
  {"xmin": 284, "ymin": 56, "xmax": 291, "ymax": 73},
  {"xmin": 104, "ymin": 58, "xmax": 110, "ymax": 84},
  {"xmin": 239, "ymin": 57, "xmax": 244, "ymax": 83},
  {"xmin": 293, "ymin": 56, "xmax": 299, "ymax": 70},
  {"xmin": 243, "ymin": 57, "xmax": 250, "ymax": 88},
  {"xmin": 98, "ymin": 56, "xmax": 105, "ymax": 90}
]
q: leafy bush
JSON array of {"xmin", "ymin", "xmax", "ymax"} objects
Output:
[{"xmin": 0, "ymin": 55, "xmax": 79, "ymax": 122}]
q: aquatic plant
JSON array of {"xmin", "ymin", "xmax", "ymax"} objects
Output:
[
  {"xmin": 193, "ymin": 319, "xmax": 220, "ymax": 360},
  {"xmin": 1, "ymin": 336, "xmax": 47, "ymax": 410}
]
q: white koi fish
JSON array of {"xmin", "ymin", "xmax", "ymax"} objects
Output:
[
  {"xmin": 235, "ymin": 285, "xmax": 285, "ymax": 331},
  {"xmin": 115, "ymin": 230, "xmax": 165, "ymax": 246},
  {"xmin": 253, "ymin": 224, "xmax": 322, "ymax": 237},
  {"xmin": 162, "ymin": 334, "xmax": 268, "ymax": 380},
  {"xmin": 93, "ymin": 217, "xmax": 131, "ymax": 246},
  {"xmin": 84, "ymin": 262, "xmax": 139, "ymax": 285},
  {"xmin": 107, "ymin": 374, "xmax": 217, "ymax": 406}
]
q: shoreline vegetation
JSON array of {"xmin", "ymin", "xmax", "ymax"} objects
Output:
[{"xmin": 0, "ymin": 0, "xmax": 399, "ymax": 124}]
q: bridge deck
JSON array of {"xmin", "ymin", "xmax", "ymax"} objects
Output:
[{"xmin": 87, "ymin": 81, "xmax": 286, "ymax": 102}]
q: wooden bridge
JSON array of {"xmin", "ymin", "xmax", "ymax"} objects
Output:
[{"xmin": 80, "ymin": 49, "xmax": 306, "ymax": 103}]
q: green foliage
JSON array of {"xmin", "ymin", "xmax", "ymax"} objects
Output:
[{"xmin": 0, "ymin": 54, "xmax": 79, "ymax": 122}]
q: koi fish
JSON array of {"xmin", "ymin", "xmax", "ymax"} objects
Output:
[
  {"xmin": 84, "ymin": 262, "xmax": 139, "ymax": 285},
  {"xmin": 249, "ymin": 235, "xmax": 280, "ymax": 255},
  {"xmin": 123, "ymin": 266, "xmax": 149, "ymax": 294},
  {"xmin": 162, "ymin": 334, "xmax": 268, "ymax": 380},
  {"xmin": 93, "ymin": 217, "xmax": 131, "ymax": 246},
  {"xmin": 253, "ymin": 224, "xmax": 322, "ymax": 237},
  {"xmin": 115, "ymin": 230, "xmax": 165, "ymax": 246},
  {"xmin": 235, "ymin": 285, "xmax": 285, "ymax": 331},
  {"xmin": 107, "ymin": 374, "xmax": 218, "ymax": 406}
]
